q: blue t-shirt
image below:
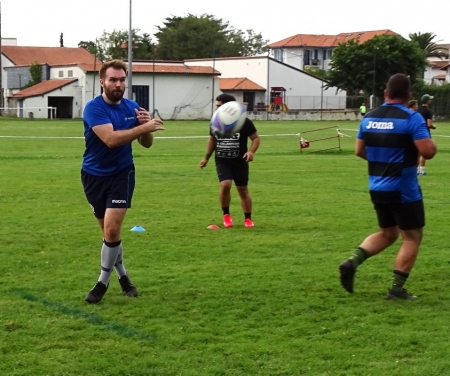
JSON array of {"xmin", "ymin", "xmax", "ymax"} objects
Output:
[
  {"xmin": 82, "ymin": 95, "xmax": 140, "ymax": 176},
  {"xmin": 357, "ymin": 103, "xmax": 430, "ymax": 204}
]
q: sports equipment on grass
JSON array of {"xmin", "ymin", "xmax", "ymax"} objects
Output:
[
  {"xmin": 210, "ymin": 101, "xmax": 247, "ymax": 138},
  {"xmin": 299, "ymin": 126, "xmax": 346, "ymax": 153}
]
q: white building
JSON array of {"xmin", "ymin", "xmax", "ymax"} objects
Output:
[
  {"xmin": 185, "ymin": 56, "xmax": 346, "ymax": 111},
  {"xmin": 268, "ymin": 29, "xmax": 398, "ymax": 71},
  {"xmin": 1, "ymin": 46, "xmax": 220, "ymax": 119}
]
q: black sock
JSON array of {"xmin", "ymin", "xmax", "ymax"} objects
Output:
[
  {"xmin": 222, "ymin": 207, "xmax": 230, "ymax": 215},
  {"xmin": 349, "ymin": 247, "xmax": 369, "ymax": 269},
  {"xmin": 392, "ymin": 270, "xmax": 409, "ymax": 291},
  {"xmin": 244, "ymin": 212, "xmax": 251, "ymax": 219}
]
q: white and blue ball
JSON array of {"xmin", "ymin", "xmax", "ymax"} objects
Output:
[{"xmin": 210, "ymin": 101, "xmax": 247, "ymax": 139}]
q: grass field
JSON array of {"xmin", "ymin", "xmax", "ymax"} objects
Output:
[{"xmin": 1, "ymin": 117, "xmax": 450, "ymax": 376}]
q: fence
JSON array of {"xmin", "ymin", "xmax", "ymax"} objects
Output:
[{"xmin": 0, "ymin": 107, "xmax": 57, "ymax": 119}]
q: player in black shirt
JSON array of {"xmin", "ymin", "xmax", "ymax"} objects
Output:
[
  {"xmin": 200, "ymin": 94, "xmax": 260, "ymax": 228},
  {"xmin": 417, "ymin": 94, "xmax": 435, "ymax": 175}
]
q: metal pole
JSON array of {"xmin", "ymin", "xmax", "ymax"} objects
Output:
[
  {"xmin": 372, "ymin": 48, "xmax": 376, "ymax": 109},
  {"xmin": 152, "ymin": 57, "xmax": 155, "ymax": 116},
  {"xmin": 211, "ymin": 42, "xmax": 216, "ymax": 117},
  {"xmin": 266, "ymin": 54, "xmax": 270, "ymax": 121},
  {"xmin": 127, "ymin": 0, "xmax": 133, "ymax": 100},
  {"xmin": 92, "ymin": 39, "xmax": 97, "ymax": 99},
  {"xmin": 0, "ymin": 1, "xmax": 3, "ymax": 112},
  {"xmin": 320, "ymin": 51, "xmax": 324, "ymax": 120}
]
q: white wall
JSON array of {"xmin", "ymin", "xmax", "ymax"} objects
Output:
[
  {"xmin": 50, "ymin": 66, "xmax": 84, "ymax": 80},
  {"xmin": 1, "ymin": 55, "xmax": 15, "ymax": 105},
  {"xmin": 22, "ymin": 82, "xmax": 80, "ymax": 119},
  {"xmin": 186, "ymin": 57, "xmax": 269, "ymax": 88},
  {"xmin": 121, "ymin": 73, "xmax": 220, "ymax": 120},
  {"xmin": 186, "ymin": 57, "xmax": 346, "ymax": 109}
]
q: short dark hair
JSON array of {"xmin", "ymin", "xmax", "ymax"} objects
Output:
[
  {"xmin": 408, "ymin": 100, "xmax": 418, "ymax": 108},
  {"xmin": 99, "ymin": 59, "xmax": 127, "ymax": 79},
  {"xmin": 386, "ymin": 74, "xmax": 410, "ymax": 101},
  {"xmin": 216, "ymin": 94, "xmax": 236, "ymax": 104}
]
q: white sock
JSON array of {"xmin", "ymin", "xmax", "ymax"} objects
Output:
[
  {"xmin": 114, "ymin": 244, "xmax": 127, "ymax": 278},
  {"xmin": 98, "ymin": 240, "xmax": 121, "ymax": 285}
]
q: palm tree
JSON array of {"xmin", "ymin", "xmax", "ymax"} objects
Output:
[{"xmin": 409, "ymin": 32, "xmax": 448, "ymax": 59}]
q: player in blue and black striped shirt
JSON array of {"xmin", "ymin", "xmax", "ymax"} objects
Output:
[{"xmin": 339, "ymin": 73, "xmax": 437, "ymax": 300}]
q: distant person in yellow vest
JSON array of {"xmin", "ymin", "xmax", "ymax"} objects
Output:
[{"xmin": 360, "ymin": 103, "xmax": 366, "ymax": 117}]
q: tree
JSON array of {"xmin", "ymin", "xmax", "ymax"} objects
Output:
[
  {"xmin": 326, "ymin": 35, "xmax": 426, "ymax": 100},
  {"xmin": 409, "ymin": 32, "xmax": 447, "ymax": 59},
  {"xmin": 23, "ymin": 61, "xmax": 42, "ymax": 89},
  {"xmin": 78, "ymin": 40, "xmax": 105, "ymax": 62},
  {"xmin": 154, "ymin": 14, "xmax": 269, "ymax": 60},
  {"xmin": 78, "ymin": 29, "xmax": 154, "ymax": 61}
]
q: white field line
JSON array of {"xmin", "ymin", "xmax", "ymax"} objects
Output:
[
  {"xmin": 0, "ymin": 133, "xmax": 301, "ymax": 140},
  {"xmin": 2, "ymin": 129, "xmax": 450, "ymax": 139}
]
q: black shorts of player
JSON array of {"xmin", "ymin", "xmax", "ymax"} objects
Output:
[
  {"xmin": 81, "ymin": 164, "xmax": 135, "ymax": 219},
  {"xmin": 215, "ymin": 158, "xmax": 249, "ymax": 186},
  {"xmin": 374, "ymin": 200, "xmax": 425, "ymax": 231}
]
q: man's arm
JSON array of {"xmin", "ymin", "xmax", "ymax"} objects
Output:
[
  {"xmin": 243, "ymin": 132, "xmax": 260, "ymax": 162},
  {"xmin": 355, "ymin": 138, "xmax": 367, "ymax": 160},
  {"xmin": 415, "ymin": 138, "xmax": 437, "ymax": 160},
  {"xmin": 92, "ymin": 119, "xmax": 164, "ymax": 148},
  {"xmin": 199, "ymin": 135, "xmax": 217, "ymax": 169},
  {"xmin": 427, "ymin": 118, "xmax": 436, "ymax": 130}
]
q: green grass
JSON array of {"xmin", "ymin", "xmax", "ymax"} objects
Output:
[{"xmin": 1, "ymin": 118, "xmax": 450, "ymax": 376}]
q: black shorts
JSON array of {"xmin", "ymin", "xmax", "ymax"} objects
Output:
[
  {"xmin": 374, "ymin": 200, "xmax": 425, "ymax": 230},
  {"xmin": 215, "ymin": 159, "xmax": 249, "ymax": 186},
  {"xmin": 81, "ymin": 165, "xmax": 135, "ymax": 219}
]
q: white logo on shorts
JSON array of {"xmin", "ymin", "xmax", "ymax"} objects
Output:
[{"xmin": 112, "ymin": 200, "xmax": 127, "ymax": 204}]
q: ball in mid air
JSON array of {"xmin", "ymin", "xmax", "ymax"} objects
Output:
[{"xmin": 210, "ymin": 101, "xmax": 247, "ymax": 138}]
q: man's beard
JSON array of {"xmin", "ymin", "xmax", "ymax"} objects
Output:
[{"xmin": 104, "ymin": 87, "xmax": 124, "ymax": 102}]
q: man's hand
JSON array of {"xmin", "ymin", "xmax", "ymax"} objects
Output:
[
  {"xmin": 135, "ymin": 107, "xmax": 151, "ymax": 124},
  {"xmin": 199, "ymin": 159, "xmax": 208, "ymax": 169},
  {"xmin": 243, "ymin": 151, "xmax": 254, "ymax": 162},
  {"xmin": 142, "ymin": 118, "xmax": 165, "ymax": 133}
]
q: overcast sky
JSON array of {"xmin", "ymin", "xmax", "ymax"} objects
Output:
[{"xmin": 2, "ymin": 0, "xmax": 449, "ymax": 48}]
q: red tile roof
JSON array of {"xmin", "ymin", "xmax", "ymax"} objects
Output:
[
  {"xmin": 131, "ymin": 64, "xmax": 220, "ymax": 75},
  {"xmin": 11, "ymin": 79, "xmax": 78, "ymax": 98},
  {"xmin": 269, "ymin": 29, "xmax": 398, "ymax": 48},
  {"xmin": 440, "ymin": 63, "xmax": 450, "ymax": 71},
  {"xmin": 432, "ymin": 74, "xmax": 447, "ymax": 79},
  {"xmin": 1, "ymin": 46, "xmax": 101, "ymax": 67},
  {"xmin": 220, "ymin": 78, "xmax": 265, "ymax": 91},
  {"xmin": 429, "ymin": 60, "xmax": 449, "ymax": 69}
]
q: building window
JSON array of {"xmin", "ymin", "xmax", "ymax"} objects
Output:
[
  {"xmin": 68, "ymin": 70, "xmax": 73, "ymax": 78},
  {"xmin": 58, "ymin": 71, "xmax": 64, "ymax": 78},
  {"xmin": 304, "ymin": 50, "xmax": 310, "ymax": 66},
  {"xmin": 327, "ymin": 49, "xmax": 333, "ymax": 58}
]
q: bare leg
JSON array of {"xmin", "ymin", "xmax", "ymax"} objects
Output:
[
  {"xmin": 219, "ymin": 180, "xmax": 232, "ymax": 209},
  {"xmin": 236, "ymin": 185, "xmax": 252, "ymax": 214},
  {"xmin": 359, "ymin": 226, "xmax": 400, "ymax": 256},
  {"xmin": 394, "ymin": 228, "xmax": 423, "ymax": 273}
]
